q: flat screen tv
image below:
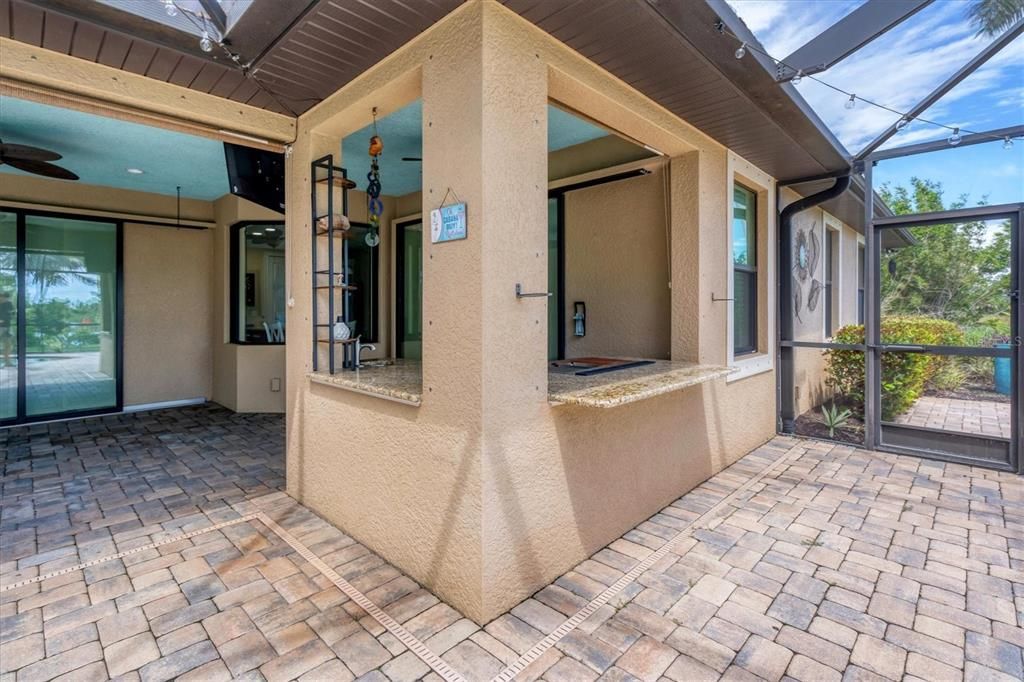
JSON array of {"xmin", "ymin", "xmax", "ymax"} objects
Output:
[{"xmin": 224, "ymin": 143, "xmax": 285, "ymax": 213}]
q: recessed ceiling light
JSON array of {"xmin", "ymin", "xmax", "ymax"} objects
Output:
[
  {"xmin": 252, "ymin": 232, "xmax": 264, "ymax": 236},
  {"xmin": 126, "ymin": 168, "xmax": 145, "ymax": 174},
  {"xmin": 265, "ymin": 227, "xmax": 277, "ymax": 232}
]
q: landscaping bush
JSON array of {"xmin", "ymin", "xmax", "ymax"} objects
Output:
[{"xmin": 824, "ymin": 317, "xmax": 964, "ymax": 421}]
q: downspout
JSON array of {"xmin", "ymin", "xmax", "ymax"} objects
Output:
[{"xmin": 778, "ymin": 173, "xmax": 851, "ymax": 433}]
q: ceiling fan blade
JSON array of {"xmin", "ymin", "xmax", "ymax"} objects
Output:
[
  {"xmin": 0, "ymin": 143, "xmax": 62, "ymax": 162},
  {"xmin": 1, "ymin": 157, "xmax": 79, "ymax": 180}
]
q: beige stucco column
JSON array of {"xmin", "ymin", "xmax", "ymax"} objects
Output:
[{"xmin": 670, "ymin": 149, "xmax": 729, "ymax": 365}]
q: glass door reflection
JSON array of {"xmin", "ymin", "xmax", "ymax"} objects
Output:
[
  {"xmin": 0, "ymin": 211, "xmax": 17, "ymax": 422},
  {"xmin": 24, "ymin": 215, "xmax": 119, "ymax": 417}
]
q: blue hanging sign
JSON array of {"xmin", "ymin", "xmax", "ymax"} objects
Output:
[{"xmin": 430, "ymin": 202, "xmax": 467, "ymax": 244}]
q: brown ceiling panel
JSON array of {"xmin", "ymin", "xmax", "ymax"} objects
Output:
[
  {"xmin": 145, "ymin": 50, "xmax": 182, "ymax": 82},
  {"xmin": 167, "ymin": 54, "xmax": 206, "ymax": 88},
  {"xmin": 188, "ymin": 62, "xmax": 229, "ymax": 93},
  {"xmin": 10, "ymin": 0, "xmax": 43, "ymax": 45},
  {"xmin": 69, "ymin": 21, "xmax": 106, "ymax": 62},
  {"xmin": 120, "ymin": 41, "xmax": 158, "ymax": 76},
  {"xmin": 39, "ymin": 10, "xmax": 74, "ymax": 53},
  {"xmin": 0, "ymin": 0, "xmax": 12, "ymax": 37},
  {"xmin": 96, "ymin": 30, "xmax": 132, "ymax": 68}
]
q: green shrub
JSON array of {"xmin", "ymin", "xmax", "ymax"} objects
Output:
[{"xmin": 824, "ymin": 317, "xmax": 964, "ymax": 420}]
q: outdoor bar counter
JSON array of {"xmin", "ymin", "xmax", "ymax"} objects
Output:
[{"xmin": 309, "ymin": 358, "xmax": 732, "ymax": 408}]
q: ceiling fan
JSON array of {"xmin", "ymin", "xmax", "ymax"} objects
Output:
[{"xmin": 0, "ymin": 140, "xmax": 79, "ymax": 180}]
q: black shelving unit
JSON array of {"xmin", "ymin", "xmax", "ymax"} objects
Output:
[{"xmin": 311, "ymin": 155, "xmax": 358, "ymax": 373}]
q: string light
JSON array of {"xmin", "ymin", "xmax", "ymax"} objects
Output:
[
  {"xmin": 163, "ymin": 0, "xmax": 177, "ymax": 17},
  {"xmin": 714, "ymin": 23, "xmax": 1021, "ymax": 150},
  {"xmin": 199, "ymin": 31, "xmax": 214, "ymax": 52}
]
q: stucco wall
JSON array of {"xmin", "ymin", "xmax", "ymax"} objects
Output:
[
  {"xmin": 123, "ymin": 223, "xmax": 213, "ymax": 406},
  {"xmin": 285, "ymin": 0, "xmax": 781, "ymax": 623},
  {"xmin": 563, "ymin": 168, "xmax": 671, "ymax": 359}
]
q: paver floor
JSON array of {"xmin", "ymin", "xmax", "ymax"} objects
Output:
[
  {"xmin": 894, "ymin": 395, "xmax": 1011, "ymax": 440},
  {"xmin": 2, "ymin": 405, "xmax": 1022, "ymax": 681}
]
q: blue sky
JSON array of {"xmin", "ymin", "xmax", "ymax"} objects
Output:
[{"xmin": 727, "ymin": 0, "xmax": 1023, "ymax": 206}]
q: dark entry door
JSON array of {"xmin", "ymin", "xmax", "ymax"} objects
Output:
[{"xmin": 869, "ymin": 205, "xmax": 1020, "ymax": 471}]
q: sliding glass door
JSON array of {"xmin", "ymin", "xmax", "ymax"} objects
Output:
[{"xmin": 0, "ymin": 210, "xmax": 121, "ymax": 425}]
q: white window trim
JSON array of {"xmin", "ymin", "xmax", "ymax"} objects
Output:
[
  {"xmin": 726, "ymin": 154, "xmax": 775, "ymax": 383},
  {"xmin": 822, "ymin": 212, "xmax": 842, "ymax": 341}
]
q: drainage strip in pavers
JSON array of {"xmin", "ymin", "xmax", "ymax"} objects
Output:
[
  {"xmin": 488, "ymin": 440, "xmax": 807, "ymax": 682},
  {"xmin": 1, "ymin": 509, "xmax": 469, "ymax": 682},
  {"xmin": 0, "ymin": 513, "xmax": 262, "ymax": 592}
]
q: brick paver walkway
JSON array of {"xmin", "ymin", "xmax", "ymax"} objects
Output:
[
  {"xmin": 2, "ymin": 405, "xmax": 1022, "ymax": 681},
  {"xmin": 895, "ymin": 395, "xmax": 1011, "ymax": 440}
]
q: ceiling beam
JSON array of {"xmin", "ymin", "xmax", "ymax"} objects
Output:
[
  {"xmin": 0, "ymin": 38, "xmax": 295, "ymax": 144},
  {"xmin": 776, "ymin": 0, "xmax": 933, "ymax": 82},
  {"xmin": 855, "ymin": 16, "xmax": 1024, "ymax": 161}
]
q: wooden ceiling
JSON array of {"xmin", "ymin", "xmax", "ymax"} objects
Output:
[{"xmin": 2, "ymin": 0, "xmax": 852, "ymax": 182}]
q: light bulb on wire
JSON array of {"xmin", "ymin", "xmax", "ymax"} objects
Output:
[
  {"xmin": 791, "ymin": 70, "xmax": 803, "ymax": 85},
  {"xmin": 948, "ymin": 128, "xmax": 961, "ymax": 146},
  {"xmin": 845, "ymin": 94, "xmax": 856, "ymax": 110},
  {"xmin": 734, "ymin": 42, "xmax": 747, "ymax": 59},
  {"xmin": 199, "ymin": 31, "xmax": 214, "ymax": 53},
  {"xmin": 1003, "ymin": 137, "xmax": 1014, "ymax": 150},
  {"xmin": 164, "ymin": 0, "xmax": 178, "ymax": 17},
  {"xmin": 895, "ymin": 118, "xmax": 909, "ymax": 131}
]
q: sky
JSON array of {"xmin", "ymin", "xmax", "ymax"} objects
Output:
[{"xmin": 726, "ymin": 0, "xmax": 1023, "ymax": 206}]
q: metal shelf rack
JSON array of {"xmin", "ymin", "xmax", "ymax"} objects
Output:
[{"xmin": 311, "ymin": 154, "xmax": 358, "ymax": 373}]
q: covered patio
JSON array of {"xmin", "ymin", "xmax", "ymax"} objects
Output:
[{"xmin": 2, "ymin": 405, "xmax": 1021, "ymax": 681}]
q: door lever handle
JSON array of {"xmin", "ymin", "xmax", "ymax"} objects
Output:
[{"xmin": 515, "ymin": 283, "xmax": 552, "ymax": 299}]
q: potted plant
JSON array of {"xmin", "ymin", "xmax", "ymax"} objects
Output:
[{"xmin": 992, "ymin": 335, "xmax": 1012, "ymax": 396}]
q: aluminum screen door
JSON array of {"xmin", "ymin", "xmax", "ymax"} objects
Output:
[{"xmin": 869, "ymin": 206, "xmax": 1020, "ymax": 471}]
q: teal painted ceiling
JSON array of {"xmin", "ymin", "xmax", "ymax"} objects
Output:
[
  {"xmin": 341, "ymin": 100, "xmax": 612, "ymax": 197},
  {"xmin": 0, "ymin": 96, "xmax": 229, "ymax": 200}
]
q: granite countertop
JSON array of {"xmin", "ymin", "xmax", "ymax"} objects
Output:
[
  {"xmin": 547, "ymin": 359, "xmax": 734, "ymax": 408},
  {"xmin": 308, "ymin": 359, "xmax": 423, "ymax": 406},
  {"xmin": 311, "ymin": 358, "xmax": 731, "ymax": 409}
]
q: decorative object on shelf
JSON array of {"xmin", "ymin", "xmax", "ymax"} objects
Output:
[
  {"xmin": 317, "ymin": 214, "xmax": 350, "ymax": 232},
  {"xmin": 333, "ymin": 317, "xmax": 351, "ymax": 341},
  {"xmin": 366, "ymin": 108, "xmax": 383, "ymax": 248}
]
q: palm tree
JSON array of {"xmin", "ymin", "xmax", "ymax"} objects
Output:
[{"xmin": 968, "ymin": 0, "xmax": 1024, "ymax": 35}]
